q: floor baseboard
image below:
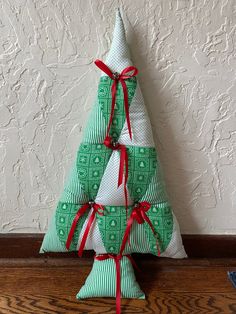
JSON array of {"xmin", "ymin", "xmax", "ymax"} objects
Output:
[{"xmin": 0, "ymin": 233, "xmax": 235, "ymax": 258}]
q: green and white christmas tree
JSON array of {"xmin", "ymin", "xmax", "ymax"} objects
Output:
[{"xmin": 40, "ymin": 9, "xmax": 187, "ymax": 314}]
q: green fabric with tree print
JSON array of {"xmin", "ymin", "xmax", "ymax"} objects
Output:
[
  {"xmin": 127, "ymin": 146, "xmax": 157, "ymax": 202},
  {"xmin": 55, "ymin": 202, "xmax": 89, "ymax": 251},
  {"xmin": 96, "ymin": 204, "xmax": 173, "ymax": 256},
  {"xmin": 77, "ymin": 143, "xmax": 112, "ymax": 200},
  {"xmin": 98, "ymin": 76, "xmax": 137, "ymax": 141},
  {"xmin": 144, "ymin": 202, "xmax": 173, "ymax": 255}
]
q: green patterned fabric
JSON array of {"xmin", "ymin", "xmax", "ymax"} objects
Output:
[
  {"xmin": 98, "ymin": 76, "xmax": 137, "ymax": 141},
  {"xmin": 83, "ymin": 75, "xmax": 137, "ymax": 144},
  {"xmin": 127, "ymin": 146, "xmax": 157, "ymax": 201},
  {"xmin": 71, "ymin": 142, "xmax": 165, "ymax": 205},
  {"xmin": 60, "ymin": 161, "xmax": 88, "ymax": 204},
  {"xmin": 145, "ymin": 202, "xmax": 173, "ymax": 254},
  {"xmin": 77, "ymin": 256, "xmax": 145, "ymax": 299},
  {"xmin": 96, "ymin": 206, "xmax": 128, "ymax": 254},
  {"xmin": 46, "ymin": 202, "xmax": 173, "ymax": 255},
  {"xmin": 96, "ymin": 203, "xmax": 173, "ymax": 256},
  {"xmin": 77, "ymin": 143, "xmax": 112, "ymax": 200},
  {"xmin": 55, "ymin": 202, "xmax": 89, "ymax": 251},
  {"xmin": 41, "ymin": 138, "xmax": 175, "ymax": 256}
]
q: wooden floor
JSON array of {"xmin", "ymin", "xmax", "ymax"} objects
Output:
[{"xmin": 0, "ymin": 257, "xmax": 236, "ymax": 314}]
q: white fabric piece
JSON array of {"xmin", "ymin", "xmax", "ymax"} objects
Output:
[
  {"xmin": 105, "ymin": 9, "xmax": 132, "ymax": 73},
  {"xmin": 95, "ymin": 150, "xmax": 133, "ymax": 206},
  {"xmin": 99, "ymin": 11, "xmax": 154, "ymax": 147},
  {"xmin": 77, "ymin": 207, "xmax": 107, "ymax": 254},
  {"xmin": 161, "ymin": 213, "xmax": 187, "ymax": 258},
  {"xmin": 119, "ymin": 83, "xmax": 155, "ymax": 147}
]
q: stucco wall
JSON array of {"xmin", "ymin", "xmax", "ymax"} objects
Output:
[{"xmin": 0, "ymin": 0, "xmax": 235, "ymax": 234}]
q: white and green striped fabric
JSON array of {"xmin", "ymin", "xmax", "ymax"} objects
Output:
[{"xmin": 77, "ymin": 255, "xmax": 145, "ymax": 299}]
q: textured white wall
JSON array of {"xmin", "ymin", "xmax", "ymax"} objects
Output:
[{"xmin": 0, "ymin": 0, "xmax": 235, "ymax": 234}]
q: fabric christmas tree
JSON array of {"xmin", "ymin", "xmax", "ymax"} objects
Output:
[{"xmin": 40, "ymin": 9, "xmax": 187, "ymax": 314}]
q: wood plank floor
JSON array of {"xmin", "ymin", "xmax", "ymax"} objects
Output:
[{"xmin": 0, "ymin": 258, "xmax": 236, "ymax": 314}]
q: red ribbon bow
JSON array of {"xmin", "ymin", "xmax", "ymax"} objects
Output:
[
  {"xmin": 94, "ymin": 59, "xmax": 138, "ymax": 140},
  {"xmin": 120, "ymin": 201, "xmax": 161, "ymax": 256},
  {"xmin": 104, "ymin": 136, "xmax": 129, "ymax": 214},
  {"xmin": 66, "ymin": 202, "xmax": 104, "ymax": 257},
  {"xmin": 95, "ymin": 254, "xmax": 138, "ymax": 314}
]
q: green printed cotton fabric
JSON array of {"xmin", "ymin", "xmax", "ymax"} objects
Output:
[
  {"xmin": 99, "ymin": 76, "xmax": 137, "ymax": 141},
  {"xmin": 127, "ymin": 146, "xmax": 157, "ymax": 201},
  {"xmin": 96, "ymin": 206, "xmax": 128, "ymax": 254},
  {"xmin": 77, "ymin": 143, "xmax": 112, "ymax": 200},
  {"xmin": 83, "ymin": 75, "xmax": 137, "ymax": 144},
  {"xmin": 45, "ymin": 202, "xmax": 173, "ymax": 255},
  {"xmin": 96, "ymin": 203, "xmax": 173, "ymax": 256},
  {"xmin": 77, "ymin": 255, "xmax": 145, "ymax": 299},
  {"xmin": 144, "ymin": 202, "xmax": 173, "ymax": 255},
  {"xmin": 41, "ymin": 141, "xmax": 178, "ymax": 254},
  {"xmin": 55, "ymin": 202, "xmax": 89, "ymax": 251}
]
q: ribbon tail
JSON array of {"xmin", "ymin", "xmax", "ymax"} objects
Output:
[
  {"xmin": 124, "ymin": 184, "xmax": 128, "ymax": 222},
  {"xmin": 120, "ymin": 216, "xmax": 134, "ymax": 256},
  {"xmin": 78, "ymin": 209, "xmax": 96, "ymax": 257},
  {"xmin": 94, "ymin": 59, "xmax": 114, "ymax": 77},
  {"xmin": 115, "ymin": 258, "xmax": 121, "ymax": 314},
  {"xmin": 117, "ymin": 146, "xmax": 126, "ymax": 187},
  {"xmin": 124, "ymin": 146, "xmax": 129, "ymax": 219},
  {"xmin": 118, "ymin": 146, "xmax": 129, "ymax": 219},
  {"xmin": 144, "ymin": 214, "xmax": 161, "ymax": 256},
  {"xmin": 106, "ymin": 81, "xmax": 117, "ymax": 138},
  {"xmin": 126, "ymin": 255, "xmax": 141, "ymax": 272},
  {"xmin": 121, "ymin": 79, "xmax": 132, "ymax": 140},
  {"xmin": 66, "ymin": 204, "xmax": 89, "ymax": 250},
  {"xmin": 95, "ymin": 254, "xmax": 108, "ymax": 262}
]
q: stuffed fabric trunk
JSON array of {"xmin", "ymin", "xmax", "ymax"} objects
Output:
[{"xmin": 40, "ymin": 8, "xmax": 187, "ymax": 314}]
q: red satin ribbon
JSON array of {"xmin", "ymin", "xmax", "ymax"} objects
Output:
[
  {"xmin": 94, "ymin": 59, "xmax": 138, "ymax": 140},
  {"xmin": 95, "ymin": 254, "xmax": 138, "ymax": 314},
  {"xmin": 120, "ymin": 201, "xmax": 161, "ymax": 256},
  {"xmin": 66, "ymin": 202, "xmax": 104, "ymax": 257},
  {"xmin": 104, "ymin": 136, "xmax": 128, "ymax": 214}
]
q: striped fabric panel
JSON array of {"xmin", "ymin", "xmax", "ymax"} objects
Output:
[
  {"xmin": 161, "ymin": 213, "xmax": 187, "ymax": 258},
  {"xmin": 78, "ymin": 209, "xmax": 107, "ymax": 254},
  {"xmin": 82, "ymin": 98, "xmax": 107, "ymax": 144},
  {"xmin": 124, "ymin": 222, "xmax": 151, "ymax": 255},
  {"xmin": 60, "ymin": 160, "xmax": 88, "ymax": 204},
  {"xmin": 77, "ymin": 256, "xmax": 145, "ymax": 299},
  {"xmin": 39, "ymin": 210, "xmax": 67, "ymax": 253},
  {"xmin": 140, "ymin": 166, "xmax": 170, "ymax": 204}
]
